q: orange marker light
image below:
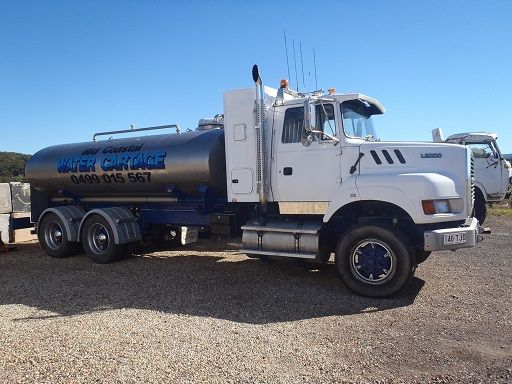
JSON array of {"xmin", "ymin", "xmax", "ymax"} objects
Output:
[
  {"xmin": 328, "ymin": 88, "xmax": 336, "ymax": 95},
  {"xmin": 422, "ymin": 200, "xmax": 436, "ymax": 215},
  {"xmin": 280, "ymin": 79, "xmax": 289, "ymax": 88}
]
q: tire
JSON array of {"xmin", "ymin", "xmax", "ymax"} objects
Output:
[
  {"xmin": 473, "ymin": 191, "xmax": 487, "ymax": 225},
  {"xmin": 335, "ymin": 224, "xmax": 416, "ymax": 298},
  {"xmin": 81, "ymin": 214, "xmax": 126, "ymax": 264},
  {"xmin": 38, "ymin": 212, "xmax": 80, "ymax": 258},
  {"xmin": 416, "ymin": 250, "xmax": 431, "ymax": 265}
]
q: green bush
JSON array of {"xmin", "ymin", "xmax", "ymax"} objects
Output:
[{"xmin": 0, "ymin": 152, "xmax": 31, "ymax": 183}]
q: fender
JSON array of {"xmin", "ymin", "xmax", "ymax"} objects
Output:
[
  {"xmin": 78, "ymin": 207, "xmax": 142, "ymax": 245},
  {"xmin": 323, "ymin": 173, "xmax": 468, "ymax": 224},
  {"xmin": 473, "ymin": 181, "xmax": 487, "ymax": 201},
  {"xmin": 323, "ymin": 177, "xmax": 360, "ymax": 222},
  {"xmin": 37, "ymin": 206, "xmax": 85, "ymax": 242}
]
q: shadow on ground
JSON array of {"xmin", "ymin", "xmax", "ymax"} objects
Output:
[{"xmin": 0, "ymin": 241, "xmax": 424, "ymax": 324}]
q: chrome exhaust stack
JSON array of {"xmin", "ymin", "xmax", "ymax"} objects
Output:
[{"xmin": 252, "ymin": 65, "xmax": 269, "ymax": 216}]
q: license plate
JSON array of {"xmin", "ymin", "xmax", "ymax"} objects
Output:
[{"xmin": 443, "ymin": 233, "xmax": 467, "ymax": 245}]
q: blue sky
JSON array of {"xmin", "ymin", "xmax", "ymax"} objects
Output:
[{"xmin": 1, "ymin": 0, "xmax": 511, "ymax": 154}]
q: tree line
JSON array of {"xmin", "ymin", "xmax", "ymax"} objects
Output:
[{"xmin": 0, "ymin": 152, "xmax": 31, "ymax": 183}]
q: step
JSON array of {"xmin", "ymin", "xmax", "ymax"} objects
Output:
[{"xmin": 241, "ymin": 249, "xmax": 317, "ymax": 260}]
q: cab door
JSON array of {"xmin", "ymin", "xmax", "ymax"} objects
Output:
[
  {"xmin": 469, "ymin": 141, "xmax": 505, "ymax": 199},
  {"xmin": 275, "ymin": 103, "xmax": 341, "ymax": 201}
]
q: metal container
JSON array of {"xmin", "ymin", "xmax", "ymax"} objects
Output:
[{"xmin": 26, "ymin": 129, "xmax": 227, "ymax": 198}]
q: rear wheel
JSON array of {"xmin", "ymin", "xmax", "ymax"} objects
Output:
[
  {"xmin": 38, "ymin": 213, "xmax": 80, "ymax": 258},
  {"xmin": 335, "ymin": 224, "xmax": 416, "ymax": 298},
  {"xmin": 81, "ymin": 215, "xmax": 126, "ymax": 264}
]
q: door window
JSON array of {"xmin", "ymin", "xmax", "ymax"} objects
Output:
[
  {"xmin": 469, "ymin": 143, "xmax": 498, "ymax": 161},
  {"xmin": 281, "ymin": 104, "xmax": 336, "ymax": 144},
  {"xmin": 282, "ymin": 107, "xmax": 305, "ymax": 144}
]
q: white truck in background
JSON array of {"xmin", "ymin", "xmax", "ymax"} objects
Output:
[{"xmin": 433, "ymin": 129, "xmax": 512, "ymax": 223}]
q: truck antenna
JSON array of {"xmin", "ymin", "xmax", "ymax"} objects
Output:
[
  {"xmin": 283, "ymin": 30, "xmax": 291, "ymax": 86},
  {"xmin": 313, "ymin": 48, "xmax": 318, "ymax": 90},
  {"xmin": 292, "ymin": 39, "xmax": 299, "ymax": 92},
  {"xmin": 300, "ymin": 41, "xmax": 305, "ymax": 90}
]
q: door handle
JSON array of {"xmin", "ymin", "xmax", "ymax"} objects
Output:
[{"xmin": 283, "ymin": 167, "xmax": 293, "ymax": 176}]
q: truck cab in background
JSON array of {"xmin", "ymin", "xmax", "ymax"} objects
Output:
[{"xmin": 433, "ymin": 129, "xmax": 512, "ymax": 223}]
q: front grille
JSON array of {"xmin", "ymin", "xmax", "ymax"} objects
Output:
[
  {"xmin": 471, "ymin": 156, "xmax": 475, "ymax": 206},
  {"xmin": 467, "ymin": 154, "xmax": 475, "ymax": 215}
]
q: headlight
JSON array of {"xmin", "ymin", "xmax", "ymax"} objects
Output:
[{"xmin": 422, "ymin": 199, "xmax": 452, "ymax": 215}]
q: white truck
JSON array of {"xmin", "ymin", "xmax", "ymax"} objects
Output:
[
  {"xmin": 433, "ymin": 129, "xmax": 512, "ymax": 223},
  {"xmin": 27, "ymin": 66, "xmax": 481, "ymax": 298}
]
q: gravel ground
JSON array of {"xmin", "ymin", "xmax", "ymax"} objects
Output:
[{"xmin": 0, "ymin": 215, "xmax": 511, "ymax": 383}]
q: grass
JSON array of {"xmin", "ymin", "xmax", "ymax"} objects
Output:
[{"xmin": 488, "ymin": 205, "xmax": 512, "ymax": 217}]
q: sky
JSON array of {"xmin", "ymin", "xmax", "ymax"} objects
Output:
[{"xmin": 1, "ymin": 0, "xmax": 511, "ymax": 155}]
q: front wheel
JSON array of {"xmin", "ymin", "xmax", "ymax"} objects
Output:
[
  {"xmin": 335, "ymin": 224, "xmax": 416, "ymax": 298},
  {"xmin": 416, "ymin": 250, "xmax": 431, "ymax": 265},
  {"xmin": 81, "ymin": 215, "xmax": 126, "ymax": 264},
  {"xmin": 473, "ymin": 192, "xmax": 487, "ymax": 225}
]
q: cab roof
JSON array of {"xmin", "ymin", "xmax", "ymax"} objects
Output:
[
  {"xmin": 280, "ymin": 91, "xmax": 385, "ymax": 115},
  {"xmin": 445, "ymin": 132, "xmax": 498, "ymax": 144}
]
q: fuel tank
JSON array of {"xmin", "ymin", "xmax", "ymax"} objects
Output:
[{"xmin": 26, "ymin": 129, "xmax": 227, "ymax": 198}]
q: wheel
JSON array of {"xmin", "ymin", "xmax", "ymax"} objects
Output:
[
  {"xmin": 473, "ymin": 191, "xmax": 487, "ymax": 225},
  {"xmin": 335, "ymin": 224, "xmax": 416, "ymax": 298},
  {"xmin": 38, "ymin": 212, "xmax": 80, "ymax": 258},
  {"xmin": 81, "ymin": 214, "xmax": 126, "ymax": 264},
  {"xmin": 415, "ymin": 250, "xmax": 431, "ymax": 265}
]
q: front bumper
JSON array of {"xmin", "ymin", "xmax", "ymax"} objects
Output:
[{"xmin": 424, "ymin": 217, "xmax": 480, "ymax": 251}]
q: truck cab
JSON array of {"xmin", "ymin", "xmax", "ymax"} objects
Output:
[
  {"xmin": 224, "ymin": 77, "xmax": 480, "ymax": 297},
  {"xmin": 438, "ymin": 131, "xmax": 512, "ymax": 223}
]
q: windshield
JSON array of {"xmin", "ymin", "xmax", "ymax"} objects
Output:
[{"xmin": 341, "ymin": 100, "xmax": 379, "ymax": 140}]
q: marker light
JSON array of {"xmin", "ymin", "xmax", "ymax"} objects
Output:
[
  {"xmin": 280, "ymin": 79, "xmax": 289, "ymax": 88},
  {"xmin": 328, "ymin": 88, "xmax": 336, "ymax": 95},
  {"xmin": 422, "ymin": 200, "xmax": 436, "ymax": 215}
]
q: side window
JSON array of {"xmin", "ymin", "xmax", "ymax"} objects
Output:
[
  {"xmin": 315, "ymin": 104, "xmax": 335, "ymax": 140},
  {"xmin": 469, "ymin": 143, "xmax": 497, "ymax": 159},
  {"xmin": 281, "ymin": 104, "xmax": 336, "ymax": 144},
  {"xmin": 282, "ymin": 107, "xmax": 305, "ymax": 143}
]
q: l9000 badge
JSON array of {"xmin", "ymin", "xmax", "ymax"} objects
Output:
[{"xmin": 421, "ymin": 153, "xmax": 442, "ymax": 158}]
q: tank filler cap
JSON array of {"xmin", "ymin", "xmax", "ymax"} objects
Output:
[{"xmin": 196, "ymin": 114, "xmax": 224, "ymax": 131}]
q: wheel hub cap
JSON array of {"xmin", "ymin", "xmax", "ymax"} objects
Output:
[
  {"xmin": 351, "ymin": 240, "xmax": 396, "ymax": 285},
  {"xmin": 45, "ymin": 221, "xmax": 64, "ymax": 250},
  {"xmin": 88, "ymin": 223, "xmax": 110, "ymax": 254}
]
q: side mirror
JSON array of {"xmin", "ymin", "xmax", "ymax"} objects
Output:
[{"xmin": 303, "ymin": 100, "xmax": 317, "ymax": 132}]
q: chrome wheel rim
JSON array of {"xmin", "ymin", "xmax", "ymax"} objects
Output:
[
  {"xmin": 88, "ymin": 223, "xmax": 110, "ymax": 255},
  {"xmin": 44, "ymin": 221, "xmax": 63, "ymax": 250},
  {"xmin": 350, "ymin": 239, "xmax": 396, "ymax": 285}
]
